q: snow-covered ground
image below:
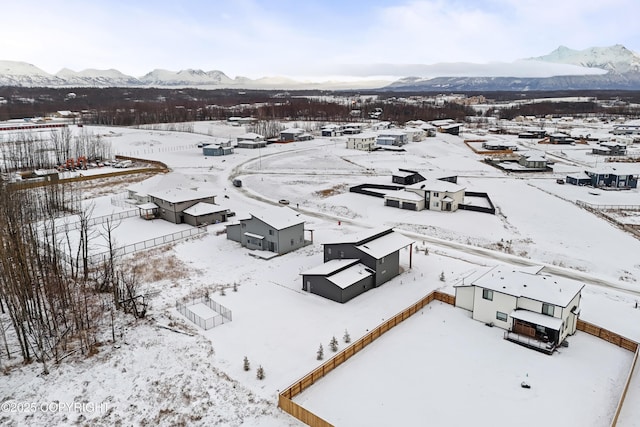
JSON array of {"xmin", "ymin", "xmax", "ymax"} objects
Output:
[
  {"xmin": 294, "ymin": 302, "xmax": 633, "ymax": 427},
  {"xmin": 2, "ymin": 120, "xmax": 640, "ymax": 426}
]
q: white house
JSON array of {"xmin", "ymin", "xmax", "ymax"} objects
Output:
[
  {"xmin": 405, "ymin": 179, "xmax": 465, "ymax": 212},
  {"xmin": 455, "ymin": 266, "xmax": 584, "ymax": 353},
  {"xmin": 376, "ymin": 129, "xmax": 409, "ymax": 146},
  {"xmin": 346, "ymin": 133, "xmax": 377, "ymax": 151}
]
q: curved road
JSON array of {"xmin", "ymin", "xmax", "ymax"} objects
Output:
[{"xmin": 227, "ymin": 140, "xmax": 640, "ymax": 298}]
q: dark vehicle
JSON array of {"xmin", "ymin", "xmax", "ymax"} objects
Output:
[{"xmin": 232, "ymin": 179, "xmax": 242, "ymax": 187}]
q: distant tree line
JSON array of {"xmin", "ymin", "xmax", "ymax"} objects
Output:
[
  {"xmin": 1, "ymin": 87, "xmax": 640, "ymax": 126},
  {"xmin": 0, "ymin": 128, "xmax": 112, "ymax": 173}
]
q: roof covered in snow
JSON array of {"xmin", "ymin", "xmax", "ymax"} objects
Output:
[
  {"xmin": 251, "ymin": 206, "xmax": 304, "ymax": 230},
  {"xmin": 472, "ymin": 266, "xmax": 584, "ymax": 307}
]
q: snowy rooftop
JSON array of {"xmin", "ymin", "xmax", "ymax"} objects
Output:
[
  {"xmin": 302, "ymin": 259, "xmax": 360, "ymax": 276},
  {"xmin": 327, "ymin": 263, "xmax": 374, "ymax": 289},
  {"xmin": 384, "ymin": 190, "xmax": 424, "ymax": 202},
  {"xmin": 182, "ymin": 202, "xmax": 226, "ymax": 216},
  {"xmin": 378, "ymin": 129, "xmax": 407, "ymax": 136},
  {"xmin": 406, "ymin": 179, "xmax": 465, "ymax": 193},
  {"xmin": 326, "ymin": 227, "xmax": 392, "ymax": 245},
  {"xmin": 281, "ymin": 128, "xmax": 304, "ymax": 134},
  {"xmin": 356, "ymin": 232, "xmax": 414, "ymax": 259},
  {"xmin": 251, "ymin": 205, "xmax": 304, "ymax": 230},
  {"xmin": 148, "ymin": 188, "xmax": 215, "ymax": 204},
  {"xmin": 237, "ymin": 132, "xmax": 264, "ymax": 140},
  {"xmin": 348, "ymin": 132, "xmax": 377, "ymax": 140},
  {"xmin": 471, "ymin": 266, "xmax": 584, "ymax": 307},
  {"xmin": 510, "ymin": 309, "xmax": 563, "ymax": 330}
]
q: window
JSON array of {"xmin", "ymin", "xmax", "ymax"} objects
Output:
[
  {"xmin": 241, "ymin": 223, "xmax": 246, "ymax": 228},
  {"xmin": 433, "ymin": 192, "xmax": 439, "ymax": 197},
  {"xmin": 496, "ymin": 311, "xmax": 508, "ymax": 322},
  {"xmin": 268, "ymin": 229, "xmax": 273, "ymax": 235},
  {"xmin": 482, "ymin": 289, "xmax": 493, "ymax": 301},
  {"xmin": 542, "ymin": 303, "xmax": 554, "ymax": 316},
  {"xmin": 291, "ymin": 239, "xmax": 294, "ymax": 246}
]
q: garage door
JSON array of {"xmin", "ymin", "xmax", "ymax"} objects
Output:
[
  {"xmin": 386, "ymin": 199, "xmax": 400, "ymax": 208},
  {"xmin": 402, "ymin": 202, "xmax": 416, "ymax": 210}
]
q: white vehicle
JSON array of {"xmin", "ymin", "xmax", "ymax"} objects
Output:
[{"xmin": 115, "ymin": 160, "xmax": 133, "ymax": 168}]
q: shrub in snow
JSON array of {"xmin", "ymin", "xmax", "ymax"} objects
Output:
[
  {"xmin": 243, "ymin": 356, "xmax": 250, "ymax": 371},
  {"xmin": 256, "ymin": 365, "xmax": 265, "ymax": 380},
  {"xmin": 439, "ymin": 271, "xmax": 445, "ymax": 282},
  {"xmin": 220, "ymin": 287, "xmax": 226, "ymax": 296},
  {"xmin": 317, "ymin": 344, "xmax": 324, "ymax": 360},
  {"xmin": 343, "ymin": 329, "xmax": 351, "ymax": 344},
  {"xmin": 329, "ymin": 336, "xmax": 338, "ymax": 352},
  {"xmin": 233, "ymin": 282, "xmax": 238, "ymax": 292}
]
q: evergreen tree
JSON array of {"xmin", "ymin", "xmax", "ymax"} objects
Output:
[
  {"xmin": 329, "ymin": 336, "xmax": 338, "ymax": 352},
  {"xmin": 439, "ymin": 271, "xmax": 445, "ymax": 282},
  {"xmin": 317, "ymin": 344, "xmax": 324, "ymax": 360},
  {"xmin": 243, "ymin": 356, "xmax": 250, "ymax": 371},
  {"xmin": 343, "ymin": 329, "xmax": 351, "ymax": 344},
  {"xmin": 256, "ymin": 365, "xmax": 265, "ymax": 380}
]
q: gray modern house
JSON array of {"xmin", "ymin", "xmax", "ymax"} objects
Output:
[
  {"xmin": 147, "ymin": 188, "xmax": 217, "ymax": 224},
  {"xmin": 302, "ymin": 227, "xmax": 414, "ymax": 302},
  {"xmin": 226, "ymin": 206, "xmax": 306, "ymax": 255},
  {"xmin": 182, "ymin": 202, "xmax": 229, "ymax": 226},
  {"xmin": 302, "ymin": 259, "xmax": 375, "ymax": 303}
]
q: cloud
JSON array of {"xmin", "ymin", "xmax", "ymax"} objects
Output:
[{"xmin": 0, "ymin": 0, "xmax": 638, "ymax": 79}]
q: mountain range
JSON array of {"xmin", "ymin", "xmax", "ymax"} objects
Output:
[{"xmin": 1, "ymin": 45, "xmax": 640, "ymax": 91}]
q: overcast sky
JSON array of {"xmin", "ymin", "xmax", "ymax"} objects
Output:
[{"xmin": 1, "ymin": 0, "xmax": 639, "ymax": 80}]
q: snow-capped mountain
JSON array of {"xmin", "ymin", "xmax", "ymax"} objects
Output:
[
  {"xmin": 138, "ymin": 69, "xmax": 235, "ymax": 86},
  {"xmin": 2, "ymin": 45, "xmax": 640, "ymax": 90},
  {"xmin": 386, "ymin": 44, "xmax": 640, "ymax": 91},
  {"xmin": 0, "ymin": 60, "xmax": 66, "ymax": 86},
  {"xmin": 529, "ymin": 44, "xmax": 640, "ymax": 74},
  {"xmin": 55, "ymin": 68, "xmax": 142, "ymax": 87}
]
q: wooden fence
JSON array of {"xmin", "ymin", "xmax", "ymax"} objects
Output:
[
  {"xmin": 279, "ymin": 292, "xmax": 639, "ymax": 427},
  {"xmin": 278, "ymin": 290, "xmax": 455, "ymax": 426},
  {"xmin": 611, "ymin": 347, "xmax": 639, "ymax": 426},
  {"xmin": 577, "ymin": 319, "xmax": 638, "ymax": 352}
]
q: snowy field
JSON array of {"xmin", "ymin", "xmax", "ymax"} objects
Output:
[
  {"xmin": 294, "ymin": 302, "xmax": 633, "ymax": 427},
  {"xmin": 2, "ymin": 120, "xmax": 640, "ymax": 426}
]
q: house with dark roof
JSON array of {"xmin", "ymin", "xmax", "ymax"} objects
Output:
[
  {"xmin": 592, "ymin": 142, "xmax": 627, "ymax": 156},
  {"xmin": 302, "ymin": 228, "xmax": 413, "ymax": 302},
  {"xmin": 455, "ymin": 266, "xmax": 584, "ymax": 354},
  {"xmin": 226, "ymin": 206, "xmax": 306, "ymax": 255},
  {"xmin": 391, "ymin": 168, "xmax": 425, "ymax": 185}
]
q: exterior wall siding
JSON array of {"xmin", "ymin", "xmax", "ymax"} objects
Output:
[
  {"xmin": 226, "ymin": 224, "xmax": 242, "ymax": 242},
  {"xmin": 276, "ymin": 223, "xmax": 306, "ymax": 255},
  {"xmin": 472, "ymin": 286, "xmax": 516, "ymax": 329},
  {"xmin": 454, "ymin": 286, "xmax": 475, "ymax": 311}
]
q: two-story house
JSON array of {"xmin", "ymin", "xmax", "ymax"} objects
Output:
[{"xmin": 455, "ymin": 266, "xmax": 584, "ymax": 353}]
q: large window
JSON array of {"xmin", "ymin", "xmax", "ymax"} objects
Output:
[
  {"xmin": 482, "ymin": 289, "xmax": 493, "ymax": 301},
  {"xmin": 496, "ymin": 311, "xmax": 508, "ymax": 322},
  {"xmin": 542, "ymin": 303, "xmax": 555, "ymax": 316}
]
